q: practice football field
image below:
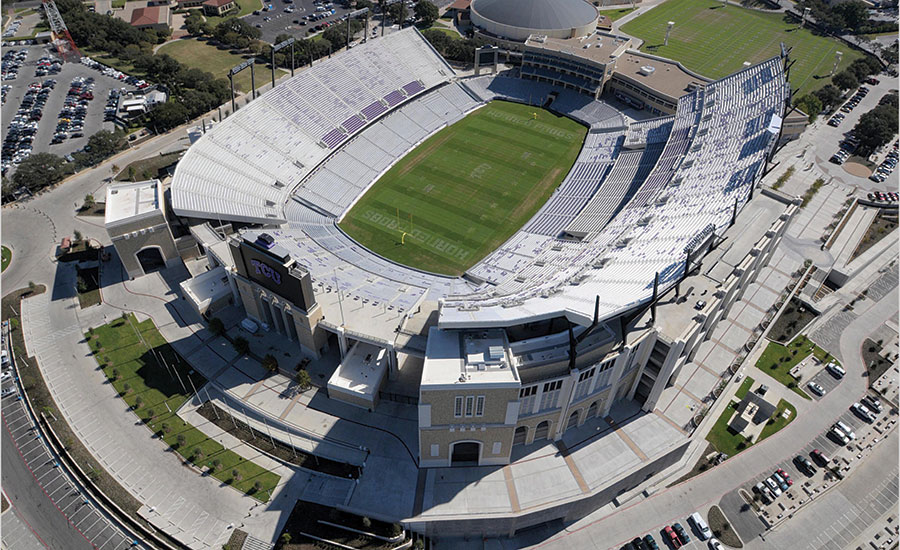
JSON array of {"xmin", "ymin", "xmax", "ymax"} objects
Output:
[
  {"xmin": 339, "ymin": 101, "xmax": 587, "ymax": 276},
  {"xmin": 621, "ymin": 0, "xmax": 864, "ymax": 97}
]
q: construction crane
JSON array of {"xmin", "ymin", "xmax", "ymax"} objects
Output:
[{"xmin": 42, "ymin": 0, "xmax": 80, "ymax": 62}]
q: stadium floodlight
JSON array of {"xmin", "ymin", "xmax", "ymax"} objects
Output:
[
  {"xmin": 345, "ymin": 8, "xmax": 370, "ymax": 49},
  {"xmin": 272, "ymin": 37, "xmax": 296, "ymax": 87},
  {"xmin": 801, "ymin": 7, "xmax": 810, "ymax": 28},
  {"xmin": 665, "ymin": 21, "xmax": 674, "ymax": 46},
  {"xmin": 831, "ymin": 51, "xmax": 843, "ymax": 76},
  {"xmin": 228, "ymin": 58, "xmax": 256, "ymax": 113}
]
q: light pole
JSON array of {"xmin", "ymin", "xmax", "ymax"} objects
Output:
[
  {"xmin": 801, "ymin": 7, "xmax": 810, "ymax": 28},
  {"xmin": 831, "ymin": 51, "xmax": 843, "ymax": 76},
  {"xmin": 665, "ymin": 21, "xmax": 674, "ymax": 47}
]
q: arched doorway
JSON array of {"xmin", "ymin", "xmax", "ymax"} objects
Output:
[
  {"xmin": 513, "ymin": 426, "xmax": 528, "ymax": 446},
  {"xmin": 534, "ymin": 420, "xmax": 551, "ymax": 441},
  {"xmin": 566, "ymin": 410, "xmax": 580, "ymax": 431},
  {"xmin": 136, "ymin": 247, "xmax": 165, "ymax": 274},
  {"xmin": 450, "ymin": 441, "xmax": 480, "ymax": 466},
  {"xmin": 586, "ymin": 401, "xmax": 599, "ymax": 420}
]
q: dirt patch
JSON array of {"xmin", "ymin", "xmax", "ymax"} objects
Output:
[
  {"xmin": 843, "ymin": 161, "xmax": 872, "ymax": 178},
  {"xmin": 708, "ymin": 505, "xmax": 743, "ymax": 548}
]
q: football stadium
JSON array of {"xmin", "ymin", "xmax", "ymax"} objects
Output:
[{"xmin": 125, "ymin": 22, "xmax": 804, "ymax": 534}]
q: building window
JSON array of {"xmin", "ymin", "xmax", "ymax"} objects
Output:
[
  {"xmin": 540, "ymin": 380, "xmax": 564, "ymax": 411},
  {"xmin": 519, "ymin": 385, "xmax": 538, "ymax": 416},
  {"xmin": 454, "ymin": 396, "xmax": 463, "ymax": 418},
  {"xmin": 492, "ymin": 442, "xmax": 502, "ymax": 455},
  {"xmin": 475, "ymin": 396, "xmax": 485, "ymax": 417},
  {"xmin": 574, "ymin": 367, "xmax": 596, "ymax": 401},
  {"xmin": 465, "ymin": 396, "xmax": 474, "ymax": 417},
  {"xmin": 431, "ymin": 444, "xmax": 439, "ymax": 457}
]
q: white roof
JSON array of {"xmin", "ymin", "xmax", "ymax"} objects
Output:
[
  {"xmin": 421, "ymin": 328, "xmax": 519, "ymax": 389},
  {"xmin": 327, "ymin": 341, "xmax": 388, "ymax": 400},
  {"xmin": 105, "ymin": 179, "xmax": 162, "ymax": 226}
]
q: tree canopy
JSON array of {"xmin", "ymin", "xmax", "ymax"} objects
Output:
[
  {"xmin": 11, "ymin": 153, "xmax": 70, "ymax": 192},
  {"xmin": 414, "ymin": 0, "xmax": 439, "ymax": 26}
]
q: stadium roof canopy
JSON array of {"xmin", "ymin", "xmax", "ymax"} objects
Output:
[{"xmin": 470, "ymin": 0, "xmax": 598, "ymax": 38}]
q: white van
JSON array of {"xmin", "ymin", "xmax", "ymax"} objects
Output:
[
  {"xmin": 689, "ymin": 512, "xmax": 711, "ymax": 540},
  {"xmin": 835, "ymin": 421, "xmax": 856, "ymax": 440},
  {"xmin": 826, "ymin": 362, "xmax": 845, "ymax": 378}
]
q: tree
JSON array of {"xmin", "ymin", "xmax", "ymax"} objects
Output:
[
  {"xmin": 28, "ymin": 281, "xmax": 36, "ymax": 294},
  {"xmin": 231, "ymin": 469, "xmax": 242, "ymax": 482},
  {"xmin": 176, "ymin": 434, "xmax": 186, "ymax": 448},
  {"xmin": 832, "ymin": 70, "xmax": 858, "ymax": 91},
  {"xmin": 832, "ymin": 0, "xmax": 868, "ymax": 31},
  {"xmin": 82, "ymin": 193, "xmax": 95, "ymax": 210},
  {"xmin": 794, "ymin": 93, "xmax": 822, "ymax": 123},
  {"xmin": 73, "ymin": 229, "xmax": 83, "ymax": 242},
  {"xmin": 233, "ymin": 336, "xmax": 250, "ymax": 355},
  {"xmin": 295, "ymin": 369, "xmax": 312, "ymax": 391},
  {"xmin": 11, "ymin": 153, "xmax": 69, "ymax": 192},
  {"xmin": 414, "ymin": 0, "xmax": 439, "ymax": 26},
  {"xmin": 361, "ymin": 517, "xmax": 372, "ymax": 529},
  {"xmin": 814, "ymin": 84, "xmax": 842, "ymax": 110},
  {"xmin": 73, "ymin": 129, "xmax": 125, "ymax": 168},
  {"xmin": 853, "ymin": 104, "xmax": 899, "ymax": 155},
  {"xmin": 208, "ymin": 317, "xmax": 225, "ymax": 336},
  {"xmin": 134, "ymin": 396, "xmax": 144, "ymax": 409},
  {"xmin": 278, "ymin": 533, "xmax": 292, "ymax": 549},
  {"xmin": 253, "ymin": 480, "xmax": 263, "ymax": 493},
  {"xmin": 262, "ymin": 353, "xmax": 279, "ymax": 373},
  {"xmin": 148, "ymin": 101, "xmax": 191, "ymax": 132},
  {"xmin": 122, "ymin": 382, "xmax": 131, "ymax": 395},
  {"xmin": 192, "ymin": 447, "xmax": 204, "ymax": 461}
]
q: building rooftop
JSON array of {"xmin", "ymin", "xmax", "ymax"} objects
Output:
[
  {"xmin": 327, "ymin": 342, "xmax": 389, "ymax": 400},
  {"xmin": 614, "ymin": 51, "xmax": 709, "ymax": 101},
  {"xmin": 526, "ymin": 31, "xmax": 632, "ymax": 65},
  {"xmin": 202, "ymin": 0, "xmax": 233, "ymax": 7},
  {"xmin": 180, "ymin": 266, "xmax": 231, "ymax": 310},
  {"xmin": 471, "ymin": 0, "xmax": 597, "ymax": 32},
  {"xmin": 105, "ymin": 180, "xmax": 163, "ymax": 226},
  {"xmin": 421, "ymin": 328, "xmax": 519, "ymax": 389},
  {"xmin": 130, "ymin": 5, "xmax": 168, "ymax": 26}
]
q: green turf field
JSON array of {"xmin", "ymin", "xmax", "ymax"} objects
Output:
[
  {"xmin": 621, "ymin": 0, "xmax": 865, "ymax": 97},
  {"xmin": 339, "ymin": 101, "xmax": 587, "ymax": 276}
]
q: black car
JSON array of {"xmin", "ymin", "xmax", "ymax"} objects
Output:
[
  {"xmin": 631, "ymin": 537, "xmax": 647, "ymax": 550},
  {"xmin": 672, "ymin": 523, "xmax": 690, "ymax": 544},
  {"xmin": 642, "ymin": 534, "xmax": 659, "ymax": 550},
  {"xmin": 794, "ymin": 455, "xmax": 817, "ymax": 476}
]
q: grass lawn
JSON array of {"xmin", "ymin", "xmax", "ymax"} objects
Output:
[
  {"xmin": 340, "ymin": 100, "xmax": 587, "ymax": 275},
  {"xmin": 1, "ymin": 246, "xmax": 10, "ymax": 273},
  {"xmin": 706, "ymin": 401, "xmax": 753, "ymax": 457},
  {"xmin": 157, "ymin": 38, "xmax": 279, "ymax": 93},
  {"xmin": 87, "ymin": 314, "xmax": 280, "ymax": 501},
  {"xmin": 423, "ymin": 26, "xmax": 459, "ymax": 37},
  {"xmin": 600, "ymin": 7, "xmax": 636, "ymax": 21},
  {"xmin": 754, "ymin": 334, "xmax": 838, "ymax": 400},
  {"xmin": 758, "ymin": 398, "xmax": 797, "ymax": 441},
  {"xmin": 76, "ymin": 266, "xmax": 101, "ymax": 308},
  {"xmin": 112, "ymin": 0, "xmax": 126, "ymax": 8},
  {"xmin": 620, "ymin": 0, "xmax": 866, "ymax": 97},
  {"xmin": 735, "ymin": 376, "xmax": 755, "ymax": 399}
]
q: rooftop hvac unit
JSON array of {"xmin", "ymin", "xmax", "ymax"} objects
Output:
[{"xmin": 638, "ymin": 65, "xmax": 656, "ymax": 76}]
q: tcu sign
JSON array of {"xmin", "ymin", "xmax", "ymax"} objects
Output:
[{"xmin": 250, "ymin": 259, "xmax": 282, "ymax": 285}]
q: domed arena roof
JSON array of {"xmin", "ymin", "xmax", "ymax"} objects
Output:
[{"xmin": 470, "ymin": 0, "xmax": 599, "ymax": 34}]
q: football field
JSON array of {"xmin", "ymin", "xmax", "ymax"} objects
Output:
[
  {"xmin": 339, "ymin": 101, "xmax": 587, "ymax": 276},
  {"xmin": 621, "ymin": 0, "xmax": 865, "ymax": 97}
]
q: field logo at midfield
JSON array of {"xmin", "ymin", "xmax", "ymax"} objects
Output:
[
  {"xmin": 360, "ymin": 209, "xmax": 472, "ymax": 262},
  {"xmin": 484, "ymin": 109, "xmax": 576, "ymax": 141}
]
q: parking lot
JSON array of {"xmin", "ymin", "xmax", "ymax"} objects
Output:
[
  {"xmin": 723, "ymin": 392, "xmax": 898, "ymax": 542},
  {"xmin": 1, "ymin": 377, "xmax": 136, "ymax": 550},
  {"xmin": 242, "ymin": 0, "xmax": 357, "ymax": 44},
  {"xmin": 1, "ymin": 44, "xmax": 135, "ymax": 173},
  {"xmin": 805, "ymin": 366, "xmax": 845, "ymax": 402}
]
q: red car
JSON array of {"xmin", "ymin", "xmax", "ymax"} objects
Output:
[
  {"xmin": 664, "ymin": 526, "xmax": 682, "ymax": 549},
  {"xmin": 776, "ymin": 468, "xmax": 793, "ymax": 486}
]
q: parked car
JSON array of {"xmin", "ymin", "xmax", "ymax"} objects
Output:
[
  {"xmin": 835, "ymin": 421, "xmax": 856, "ymax": 440},
  {"xmin": 689, "ymin": 512, "xmax": 711, "ymax": 540},
  {"xmin": 776, "ymin": 468, "xmax": 793, "ymax": 486},
  {"xmin": 864, "ymin": 395, "xmax": 883, "ymax": 413},
  {"xmin": 851, "ymin": 402, "xmax": 876, "ymax": 422},
  {"xmin": 642, "ymin": 534, "xmax": 659, "ymax": 550},
  {"xmin": 663, "ymin": 526, "xmax": 682, "ymax": 549},
  {"xmin": 794, "ymin": 455, "xmax": 817, "ymax": 476},
  {"xmin": 708, "ymin": 539, "xmax": 724, "ymax": 550},
  {"xmin": 630, "ymin": 537, "xmax": 647, "ymax": 550},
  {"xmin": 811, "ymin": 449, "xmax": 829, "ymax": 466},
  {"xmin": 829, "ymin": 427, "xmax": 850, "ymax": 445},
  {"xmin": 764, "ymin": 477, "xmax": 782, "ymax": 496},
  {"xmin": 825, "ymin": 362, "xmax": 845, "ymax": 378},
  {"xmin": 807, "ymin": 382, "xmax": 825, "ymax": 396},
  {"xmin": 672, "ymin": 523, "xmax": 690, "ymax": 544}
]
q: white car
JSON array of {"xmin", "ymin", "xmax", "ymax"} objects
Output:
[
  {"xmin": 851, "ymin": 402, "xmax": 875, "ymax": 422},
  {"xmin": 807, "ymin": 382, "xmax": 825, "ymax": 396},
  {"xmin": 826, "ymin": 362, "xmax": 845, "ymax": 378},
  {"xmin": 764, "ymin": 477, "xmax": 782, "ymax": 496},
  {"xmin": 708, "ymin": 539, "xmax": 724, "ymax": 550}
]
